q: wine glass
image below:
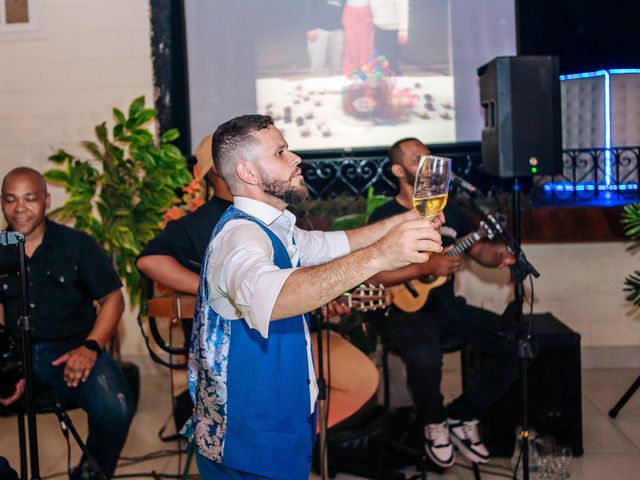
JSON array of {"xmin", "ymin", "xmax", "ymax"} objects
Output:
[
  {"xmin": 413, "ymin": 155, "xmax": 451, "ymax": 222},
  {"xmin": 552, "ymin": 445, "xmax": 572, "ymax": 479}
]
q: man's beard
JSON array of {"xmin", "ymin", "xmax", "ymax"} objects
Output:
[
  {"xmin": 261, "ymin": 172, "xmax": 309, "ymax": 205},
  {"xmin": 404, "ymin": 170, "xmax": 416, "ymax": 188}
]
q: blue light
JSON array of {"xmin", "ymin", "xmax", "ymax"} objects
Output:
[
  {"xmin": 608, "ymin": 69, "xmax": 640, "ymax": 75},
  {"xmin": 559, "ymin": 70, "xmax": 607, "ymax": 81},
  {"xmin": 543, "ymin": 182, "xmax": 639, "ymax": 193},
  {"xmin": 603, "ymin": 71, "xmax": 612, "ymax": 185},
  {"xmin": 559, "ymin": 68, "xmax": 640, "ymax": 189}
]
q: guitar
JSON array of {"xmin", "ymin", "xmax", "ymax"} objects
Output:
[{"xmin": 389, "ymin": 214, "xmax": 505, "ymax": 313}]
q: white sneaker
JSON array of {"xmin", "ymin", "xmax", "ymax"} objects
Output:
[
  {"xmin": 448, "ymin": 418, "xmax": 490, "ymax": 464},
  {"xmin": 424, "ymin": 421, "xmax": 455, "ymax": 468}
]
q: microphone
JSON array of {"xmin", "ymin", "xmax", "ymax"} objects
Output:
[
  {"xmin": 0, "ymin": 231, "xmax": 25, "ymax": 246},
  {"xmin": 451, "ymin": 173, "xmax": 482, "ymax": 196}
]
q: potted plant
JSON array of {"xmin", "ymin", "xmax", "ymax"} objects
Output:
[{"xmin": 44, "ymin": 96, "xmax": 193, "ymax": 309}]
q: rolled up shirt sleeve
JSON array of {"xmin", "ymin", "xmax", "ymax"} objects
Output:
[
  {"xmin": 206, "ymin": 220, "xmax": 296, "ymax": 339},
  {"xmin": 295, "ymin": 228, "xmax": 350, "ymax": 266}
]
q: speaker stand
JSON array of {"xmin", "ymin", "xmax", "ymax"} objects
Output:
[
  {"xmin": 468, "ymin": 178, "xmax": 539, "ymax": 480},
  {"xmin": 609, "ymin": 375, "xmax": 640, "ymax": 418}
]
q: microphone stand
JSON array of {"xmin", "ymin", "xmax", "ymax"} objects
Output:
[
  {"xmin": 1, "ymin": 231, "xmax": 41, "ymax": 480},
  {"xmin": 459, "ymin": 182, "xmax": 539, "ymax": 480}
]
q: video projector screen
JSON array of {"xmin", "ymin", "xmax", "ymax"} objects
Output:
[{"xmin": 185, "ymin": 0, "xmax": 516, "ymax": 152}]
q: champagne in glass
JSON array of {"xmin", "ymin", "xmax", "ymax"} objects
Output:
[{"xmin": 413, "ymin": 155, "xmax": 452, "ymax": 221}]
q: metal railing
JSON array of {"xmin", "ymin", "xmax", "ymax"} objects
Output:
[{"xmin": 299, "ymin": 145, "xmax": 640, "ymax": 204}]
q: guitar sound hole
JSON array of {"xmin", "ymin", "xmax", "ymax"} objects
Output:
[{"xmin": 417, "ymin": 275, "xmax": 439, "ymax": 284}]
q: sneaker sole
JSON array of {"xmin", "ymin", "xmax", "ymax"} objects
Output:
[
  {"xmin": 449, "ymin": 434, "xmax": 490, "ymax": 464},
  {"xmin": 424, "ymin": 443, "xmax": 456, "ymax": 468}
]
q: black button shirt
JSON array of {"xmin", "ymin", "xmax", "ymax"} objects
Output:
[
  {"xmin": 0, "ymin": 219, "xmax": 122, "ymax": 352},
  {"xmin": 137, "ymin": 197, "xmax": 232, "ymax": 272}
]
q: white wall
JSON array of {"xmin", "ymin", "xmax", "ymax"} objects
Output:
[
  {"xmin": 0, "ymin": 0, "xmax": 154, "ymax": 208},
  {"xmin": 0, "ymin": 0, "xmax": 155, "ymax": 357}
]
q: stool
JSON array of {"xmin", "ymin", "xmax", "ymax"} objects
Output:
[
  {"xmin": 379, "ymin": 338, "xmax": 481, "ymax": 480},
  {"xmin": 9, "ymin": 388, "xmax": 104, "ymax": 480}
]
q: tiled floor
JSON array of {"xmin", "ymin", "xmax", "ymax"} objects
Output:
[{"xmin": 2, "ymin": 363, "xmax": 640, "ymax": 479}]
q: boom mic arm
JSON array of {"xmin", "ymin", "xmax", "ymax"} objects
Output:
[{"xmin": 451, "ymin": 173, "xmax": 483, "ymax": 197}]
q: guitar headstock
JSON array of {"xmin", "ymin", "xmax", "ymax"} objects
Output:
[
  {"xmin": 340, "ymin": 284, "xmax": 390, "ymax": 312},
  {"xmin": 478, "ymin": 212, "xmax": 507, "ymax": 241}
]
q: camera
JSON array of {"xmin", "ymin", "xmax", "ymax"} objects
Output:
[{"xmin": 0, "ymin": 325, "xmax": 23, "ymax": 400}]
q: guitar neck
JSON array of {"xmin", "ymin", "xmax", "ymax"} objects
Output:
[{"xmin": 444, "ymin": 232, "xmax": 481, "ymax": 257}]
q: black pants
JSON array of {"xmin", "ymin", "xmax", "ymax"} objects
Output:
[
  {"xmin": 374, "ymin": 26, "xmax": 402, "ymax": 75},
  {"xmin": 380, "ymin": 297, "xmax": 519, "ymax": 424}
]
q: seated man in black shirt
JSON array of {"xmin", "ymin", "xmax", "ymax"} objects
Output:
[
  {"xmin": 136, "ymin": 134, "xmax": 232, "ymax": 297},
  {"xmin": 0, "ymin": 167, "xmax": 133, "ymax": 479},
  {"xmin": 368, "ymin": 138, "xmax": 518, "ymax": 468}
]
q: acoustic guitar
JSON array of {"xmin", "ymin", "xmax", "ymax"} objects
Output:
[{"xmin": 389, "ymin": 215, "xmax": 504, "ymax": 313}]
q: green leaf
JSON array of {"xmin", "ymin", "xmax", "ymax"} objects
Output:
[
  {"xmin": 95, "ymin": 122, "xmax": 108, "ymax": 143},
  {"xmin": 48, "ymin": 149, "xmax": 73, "ymax": 164},
  {"xmin": 331, "ymin": 213, "xmax": 366, "ymax": 231},
  {"xmin": 113, "ymin": 108, "xmax": 126, "ymax": 125},
  {"xmin": 113, "ymin": 124, "xmax": 124, "ymax": 140},
  {"xmin": 130, "ymin": 129, "xmax": 154, "ymax": 143},
  {"xmin": 130, "ymin": 108, "xmax": 156, "ymax": 129},
  {"xmin": 128, "ymin": 95, "xmax": 145, "ymax": 119},
  {"xmin": 82, "ymin": 141, "xmax": 103, "ymax": 160},
  {"xmin": 43, "ymin": 169, "xmax": 70, "ymax": 186},
  {"xmin": 160, "ymin": 129, "xmax": 180, "ymax": 143},
  {"xmin": 162, "ymin": 143, "xmax": 185, "ymax": 161}
]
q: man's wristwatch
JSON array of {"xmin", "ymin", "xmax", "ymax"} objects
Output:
[{"xmin": 83, "ymin": 339, "xmax": 102, "ymax": 353}]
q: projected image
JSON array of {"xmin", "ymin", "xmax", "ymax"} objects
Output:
[{"xmin": 255, "ymin": 0, "xmax": 454, "ymax": 150}]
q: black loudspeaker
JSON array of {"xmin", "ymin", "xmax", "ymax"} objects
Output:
[
  {"xmin": 477, "ymin": 56, "xmax": 562, "ymax": 177},
  {"xmin": 465, "ymin": 314, "xmax": 583, "ymax": 457}
]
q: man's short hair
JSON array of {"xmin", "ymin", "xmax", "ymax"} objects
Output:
[
  {"xmin": 212, "ymin": 114, "xmax": 274, "ymax": 188},
  {"xmin": 2, "ymin": 167, "xmax": 47, "ymax": 194},
  {"xmin": 388, "ymin": 137, "xmax": 422, "ymax": 165}
]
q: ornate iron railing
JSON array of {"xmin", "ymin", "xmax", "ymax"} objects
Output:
[
  {"xmin": 299, "ymin": 145, "xmax": 640, "ymax": 205},
  {"xmin": 534, "ymin": 146, "xmax": 640, "ymax": 204},
  {"xmin": 299, "ymin": 144, "xmax": 483, "ymax": 200}
]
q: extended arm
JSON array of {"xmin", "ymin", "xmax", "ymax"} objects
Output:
[
  {"xmin": 136, "ymin": 255, "xmax": 199, "ymax": 295},
  {"xmin": 468, "ymin": 241, "xmax": 515, "ymax": 269},
  {"xmin": 344, "ymin": 209, "xmax": 419, "ymax": 251},
  {"xmin": 272, "ymin": 219, "xmax": 441, "ymax": 319}
]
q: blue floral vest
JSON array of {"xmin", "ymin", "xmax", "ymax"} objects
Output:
[{"xmin": 182, "ymin": 206, "xmax": 316, "ymax": 480}]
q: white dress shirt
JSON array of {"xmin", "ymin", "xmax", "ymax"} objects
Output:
[{"xmin": 205, "ymin": 196, "xmax": 351, "ymax": 412}]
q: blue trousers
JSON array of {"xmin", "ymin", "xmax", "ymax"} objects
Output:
[{"xmin": 32, "ymin": 343, "xmax": 134, "ymax": 479}]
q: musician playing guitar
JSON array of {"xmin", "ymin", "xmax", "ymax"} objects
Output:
[{"xmin": 366, "ymin": 138, "xmax": 519, "ymax": 469}]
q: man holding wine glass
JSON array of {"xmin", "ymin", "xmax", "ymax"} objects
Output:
[
  {"xmin": 366, "ymin": 137, "xmax": 519, "ymax": 469},
  {"xmin": 182, "ymin": 116, "xmax": 444, "ymax": 480}
]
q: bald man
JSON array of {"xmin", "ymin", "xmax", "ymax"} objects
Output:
[{"xmin": 0, "ymin": 167, "xmax": 133, "ymax": 479}]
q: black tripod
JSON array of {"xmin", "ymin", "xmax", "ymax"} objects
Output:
[
  {"xmin": 1, "ymin": 231, "xmax": 41, "ymax": 480},
  {"xmin": 466, "ymin": 179, "xmax": 539, "ymax": 480},
  {"xmin": 609, "ymin": 376, "xmax": 640, "ymax": 418}
]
